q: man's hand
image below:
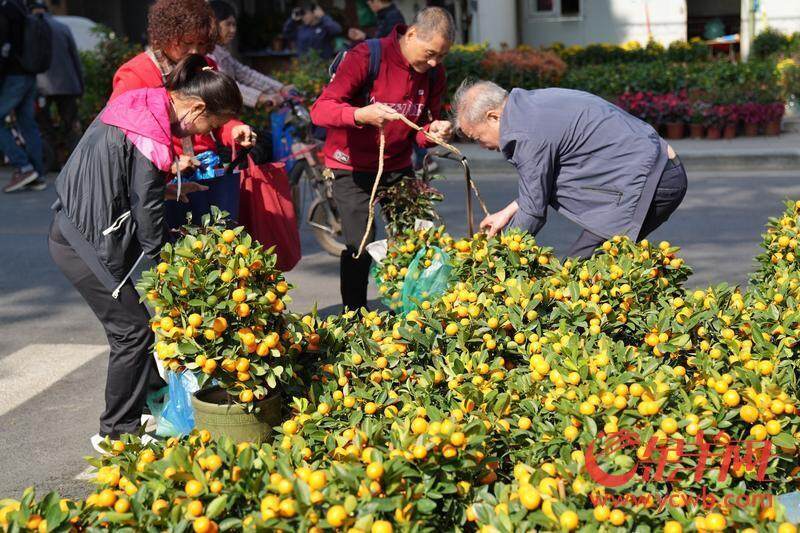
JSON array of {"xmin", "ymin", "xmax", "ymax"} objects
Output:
[
  {"xmin": 170, "ymin": 154, "xmax": 200, "ymax": 176},
  {"xmin": 165, "ymin": 181, "xmax": 208, "ymax": 203},
  {"xmin": 348, "ymin": 28, "xmax": 367, "ymax": 41},
  {"xmin": 231, "ymin": 124, "xmax": 258, "ymax": 147},
  {"xmin": 353, "ymin": 103, "xmax": 401, "ymax": 128},
  {"xmin": 428, "ymin": 120, "xmax": 453, "ymax": 141},
  {"xmin": 313, "ymin": 6, "xmax": 325, "ymax": 20},
  {"xmin": 480, "ymin": 201, "xmax": 519, "ymax": 237}
]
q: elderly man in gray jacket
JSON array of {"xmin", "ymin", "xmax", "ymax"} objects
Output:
[{"xmin": 454, "ymin": 80, "xmax": 687, "ymax": 258}]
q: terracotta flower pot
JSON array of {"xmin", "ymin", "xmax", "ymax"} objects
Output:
[
  {"xmin": 665, "ymin": 122, "xmax": 685, "ymax": 140},
  {"xmin": 765, "ymin": 120, "xmax": 781, "ymax": 136},
  {"xmin": 723, "ymin": 123, "xmax": 737, "ymax": 139},
  {"xmin": 689, "ymin": 124, "xmax": 704, "ymax": 139},
  {"xmin": 706, "ymin": 126, "xmax": 721, "ymax": 139},
  {"xmin": 743, "ymin": 123, "xmax": 759, "ymax": 136}
]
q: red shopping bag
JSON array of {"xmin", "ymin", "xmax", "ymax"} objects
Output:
[{"xmin": 238, "ymin": 158, "xmax": 301, "ymax": 271}]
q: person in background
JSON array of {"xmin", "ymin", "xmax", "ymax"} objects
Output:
[
  {"xmin": 454, "ymin": 81, "xmax": 687, "ymax": 258},
  {"xmin": 310, "ymin": 7, "xmax": 455, "ymax": 310},
  {"xmin": 49, "ymin": 55, "xmax": 249, "ymax": 451},
  {"xmin": 208, "ymin": 0, "xmax": 293, "ymax": 109},
  {"xmin": 348, "ymin": 1, "xmax": 436, "ymax": 173},
  {"xmin": 111, "ymin": 0, "xmax": 257, "ymax": 229},
  {"xmin": 32, "ymin": 1, "xmax": 84, "ymax": 163},
  {"xmin": 283, "ymin": 2, "xmax": 342, "ymax": 59},
  {"xmin": 0, "ymin": 0, "xmax": 47, "ymax": 193},
  {"xmin": 348, "ymin": 0, "xmax": 405, "ymax": 42}
]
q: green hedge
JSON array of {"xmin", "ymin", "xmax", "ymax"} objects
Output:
[
  {"xmin": 561, "ymin": 59, "xmax": 782, "ymax": 103},
  {"xmin": 78, "ymin": 26, "xmax": 141, "ymax": 125},
  {"xmin": 547, "ymin": 38, "xmax": 710, "ymax": 67}
]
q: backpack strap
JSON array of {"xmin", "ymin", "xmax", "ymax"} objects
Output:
[{"xmin": 362, "ymin": 38, "xmax": 382, "ymax": 103}]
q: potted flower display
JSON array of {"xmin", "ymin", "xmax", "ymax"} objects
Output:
[
  {"xmin": 704, "ymin": 104, "xmax": 724, "ymax": 139},
  {"xmin": 689, "ymin": 100, "xmax": 709, "ymax": 138},
  {"xmin": 658, "ymin": 92, "xmax": 688, "ymax": 140},
  {"xmin": 738, "ymin": 101, "xmax": 763, "ymax": 136},
  {"xmin": 137, "ymin": 208, "xmax": 312, "ymax": 442},
  {"xmin": 765, "ymin": 101, "xmax": 785, "ymax": 136}
]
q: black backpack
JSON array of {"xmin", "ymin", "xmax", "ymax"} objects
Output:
[
  {"xmin": 11, "ymin": 5, "xmax": 52, "ymax": 74},
  {"xmin": 328, "ymin": 38, "xmax": 438, "ymax": 105}
]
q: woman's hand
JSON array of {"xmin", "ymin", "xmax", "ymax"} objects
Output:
[
  {"xmin": 480, "ymin": 201, "xmax": 519, "ymax": 237},
  {"xmin": 257, "ymin": 92, "xmax": 282, "ymax": 108},
  {"xmin": 231, "ymin": 124, "xmax": 258, "ymax": 147},
  {"xmin": 280, "ymin": 84, "xmax": 296, "ymax": 98},
  {"xmin": 428, "ymin": 120, "xmax": 453, "ymax": 141},
  {"xmin": 170, "ymin": 155, "xmax": 200, "ymax": 176},
  {"xmin": 165, "ymin": 181, "xmax": 208, "ymax": 203}
]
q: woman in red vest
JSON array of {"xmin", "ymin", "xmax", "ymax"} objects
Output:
[{"xmin": 111, "ymin": 0, "xmax": 256, "ymax": 228}]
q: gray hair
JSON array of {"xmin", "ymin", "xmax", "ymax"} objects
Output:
[
  {"xmin": 413, "ymin": 7, "xmax": 456, "ymax": 43},
  {"xmin": 452, "ymin": 79, "xmax": 508, "ymax": 130}
]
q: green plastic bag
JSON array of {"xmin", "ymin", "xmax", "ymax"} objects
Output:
[{"xmin": 400, "ymin": 246, "xmax": 452, "ymax": 313}]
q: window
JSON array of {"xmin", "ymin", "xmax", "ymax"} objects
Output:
[
  {"xmin": 531, "ymin": 0, "xmax": 582, "ymax": 18},
  {"xmin": 561, "ymin": 0, "xmax": 581, "ymax": 17},
  {"xmin": 536, "ymin": 0, "xmax": 555, "ymax": 12}
]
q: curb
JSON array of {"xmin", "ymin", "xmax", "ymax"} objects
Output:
[{"xmin": 439, "ymin": 150, "xmax": 800, "ymax": 174}]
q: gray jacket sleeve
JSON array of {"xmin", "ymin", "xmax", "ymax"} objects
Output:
[
  {"xmin": 129, "ymin": 151, "xmax": 166, "ymax": 259},
  {"xmin": 508, "ymin": 139, "xmax": 555, "ymax": 235}
]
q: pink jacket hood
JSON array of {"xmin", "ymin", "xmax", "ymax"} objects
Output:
[{"xmin": 101, "ymin": 87, "xmax": 174, "ymax": 172}]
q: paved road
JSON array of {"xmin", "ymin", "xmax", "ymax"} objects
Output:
[{"xmin": 1, "ymin": 168, "xmax": 798, "ymax": 499}]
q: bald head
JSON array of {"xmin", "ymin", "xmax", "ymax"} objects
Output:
[
  {"xmin": 412, "ymin": 6, "xmax": 456, "ymax": 43},
  {"xmin": 453, "ymin": 79, "xmax": 508, "ymax": 150}
]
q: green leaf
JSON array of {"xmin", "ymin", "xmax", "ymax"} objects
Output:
[
  {"xmin": 206, "ymin": 495, "xmax": 228, "ymax": 519},
  {"xmin": 771, "ymin": 432, "xmax": 797, "ymax": 449}
]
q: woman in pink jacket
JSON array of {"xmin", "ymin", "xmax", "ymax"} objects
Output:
[{"xmin": 49, "ymin": 55, "xmax": 253, "ymax": 451}]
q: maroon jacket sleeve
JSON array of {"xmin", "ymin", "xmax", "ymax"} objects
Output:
[
  {"xmin": 310, "ymin": 44, "xmax": 370, "ymax": 129},
  {"xmin": 415, "ymin": 65, "xmax": 447, "ymax": 148}
]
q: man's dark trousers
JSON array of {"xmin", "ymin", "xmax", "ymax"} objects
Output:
[
  {"xmin": 567, "ymin": 157, "xmax": 688, "ymax": 258},
  {"xmin": 332, "ymin": 167, "xmax": 412, "ymax": 310}
]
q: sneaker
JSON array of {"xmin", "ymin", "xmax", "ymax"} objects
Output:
[
  {"xmin": 26, "ymin": 178, "xmax": 47, "ymax": 191},
  {"xmin": 90, "ymin": 433, "xmax": 112, "ymax": 456},
  {"xmin": 425, "ymin": 160, "xmax": 440, "ymax": 173},
  {"xmin": 3, "ymin": 169, "xmax": 39, "ymax": 193},
  {"xmin": 140, "ymin": 434, "xmax": 158, "ymax": 446},
  {"xmin": 90, "ymin": 432, "xmax": 159, "ymax": 456},
  {"xmin": 141, "ymin": 413, "xmax": 157, "ymax": 433}
]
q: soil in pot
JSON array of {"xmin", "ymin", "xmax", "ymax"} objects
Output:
[
  {"xmin": 665, "ymin": 122, "xmax": 685, "ymax": 140},
  {"xmin": 723, "ymin": 124, "xmax": 736, "ymax": 139},
  {"xmin": 743, "ymin": 123, "xmax": 759, "ymax": 136},
  {"xmin": 689, "ymin": 124, "xmax": 704, "ymax": 139},
  {"xmin": 193, "ymin": 387, "xmax": 282, "ymax": 444},
  {"xmin": 765, "ymin": 120, "xmax": 781, "ymax": 136},
  {"xmin": 706, "ymin": 126, "xmax": 721, "ymax": 139}
]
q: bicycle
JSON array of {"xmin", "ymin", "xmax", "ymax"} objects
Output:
[{"xmin": 273, "ymin": 94, "xmax": 346, "ymax": 256}]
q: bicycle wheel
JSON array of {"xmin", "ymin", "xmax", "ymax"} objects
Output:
[
  {"xmin": 309, "ymin": 199, "xmax": 346, "ymax": 256},
  {"xmin": 288, "ymin": 161, "xmax": 308, "ymax": 228}
]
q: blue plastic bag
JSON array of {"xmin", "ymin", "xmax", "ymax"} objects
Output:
[
  {"xmin": 147, "ymin": 370, "xmax": 199, "ymax": 437},
  {"xmin": 400, "ymin": 245, "xmax": 453, "ymax": 313},
  {"xmin": 169, "ymin": 150, "xmax": 221, "ymax": 184},
  {"xmin": 271, "ymin": 109, "xmax": 297, "ymax": 172}
]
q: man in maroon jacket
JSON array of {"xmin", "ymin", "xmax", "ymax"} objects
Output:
[{"xmin": 311, "ymin": 7, "xmax": 455, "ymax": 310}]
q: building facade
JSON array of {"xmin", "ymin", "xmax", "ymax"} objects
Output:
[{"xmin": 467, "ymin": 0, "xmax": 800, "ymax": 57}]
